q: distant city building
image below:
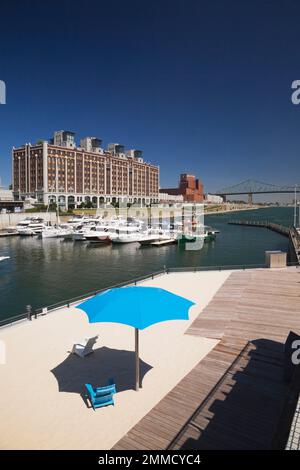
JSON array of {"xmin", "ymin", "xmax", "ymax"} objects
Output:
[
  {"xmin": 0, "ymin": 187, "xmax": 13, "ymax": 202},
  {"xmin": 12, "ymin": 131, "xmax": 159, "ymax": 209},
  {"xmin": 160, "ymin": 174, "xmax": 204, "ymax": 203},
  {"xmin": 205, "ymin": 194, "xmax": 223, "ymax": 204},
  {"xmin": 0, "ymin": 186, "xmax": 23, "ymax": 212},
  {"xmin": 159, "ymin": 192, "xmax": 184, "ymax": 204}
]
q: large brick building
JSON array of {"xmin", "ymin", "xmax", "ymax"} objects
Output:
[
  {"xmin": 160, "ymin": 174, "xmax": 204, "ymax": 203},
  {"xmin": 12, "ymin": 131, "xmax": 160, "ymax": 208}
]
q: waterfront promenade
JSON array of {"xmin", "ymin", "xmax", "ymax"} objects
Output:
[
  {"xmin": 114, "ymin": 268, "xmax": 300, "ymax": 450},
  {"xmin": 0, "ymin": 270, "xmax": 228, "ymax": 449},
  {"xmin": 1, "ymin": 267, "xmax": 299, "ymax": 450}
]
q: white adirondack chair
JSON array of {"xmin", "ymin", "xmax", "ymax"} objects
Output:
[{"xmin": 72, "ymin": 336, "xmax": 98, "ymax": 358}]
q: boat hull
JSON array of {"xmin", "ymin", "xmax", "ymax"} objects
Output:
[
  {"xmin": 87, "ymin": 236, "xmax": 111, "ymax": 244},
  {"xmin": 111, "ymin": 238, "xmax": 141, "ymax": 244}
]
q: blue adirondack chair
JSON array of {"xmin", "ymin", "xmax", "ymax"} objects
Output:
[
  {"xmin": 85, "ymin": 380, "xmax": 116, "ymax": 410},
  {"xmin": 95, "ymin": 380, "xmax": 116, "ymax": 397}
]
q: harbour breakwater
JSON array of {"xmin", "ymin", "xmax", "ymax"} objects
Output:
[{"xmin": 228, "ymin": 220, "xmax": 300, "ymax": 264}]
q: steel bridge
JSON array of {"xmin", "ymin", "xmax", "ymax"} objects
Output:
[{"xmin": 215, "ymin": 179, "xmax": 300, "ymax": 204}]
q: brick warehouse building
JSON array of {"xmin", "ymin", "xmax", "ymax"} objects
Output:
[
  {"xmin": 12, "ymin": 131, "xmax": 160, "ymax": 209},
  {"xmin": 160, "ymin": 174, "xmax": 204, "ymax": 203}
]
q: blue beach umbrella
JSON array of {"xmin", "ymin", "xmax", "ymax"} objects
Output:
[{"xmin": 77, "ymin": 286, "xmax": 195, "ymax": 391}]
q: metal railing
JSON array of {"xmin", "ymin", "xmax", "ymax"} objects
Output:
[
  {"xmin": 0, "ymin": 262, "xmax": 299, "ymax": 329},
  {"xmin": 0, "ymin": 269, "xmax": 167, "ymax": 328}
]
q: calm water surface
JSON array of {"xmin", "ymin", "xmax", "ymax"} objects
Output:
[{"xmin": 0, "ymin": 207, "xmax": 295, "ymax": 320}]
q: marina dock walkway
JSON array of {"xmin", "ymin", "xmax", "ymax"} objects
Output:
[{"xmin": 113, "ymin": 268, "xmax": 300, "ymax": 450}]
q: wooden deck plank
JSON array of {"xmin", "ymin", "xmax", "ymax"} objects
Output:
[{"xmin": 113, "ymin": 268, "xmax": 300, "ymax": 450}]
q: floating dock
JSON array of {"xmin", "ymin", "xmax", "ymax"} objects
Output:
[
  {"xmin": 0, "ymin": 231, "xmax": 19, "ymax": 237},
  {"xmin": 150, "ymin": 238, "xmax": 176, "ymax": 247}
]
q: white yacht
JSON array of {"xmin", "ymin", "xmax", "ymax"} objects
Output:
[
  {"xmin": 85, "ymin": 226, "xmax": 116, "ymax": 244},
  {"xmin": 40, "ymin": 224, "xmax": 74, "ymax": 239},
  {"xmin": 7, "ymin": 216, "xmax": 42, "ymax": 234},
  {"xmin": 108, "ymin": 216, "xmax": 128, "ymax": 227},
  {"xmin": 72, "ymin": 223, "xmax": 98, "ymax": 241},
  {"xmin": 0, "ymin": 256, "xmax": 10, "ymax": 262},
  {"xmin": 139, "ymin": 228, "xmax": 175, "ymax": 246},
  {"xmin": 17, "ymin": 218, "xmax": 47, "ymax": 236},
  {"xmin": 110, "ymin": 225, "xmax": 145, "ymax": 244},
  {"xmin": 65, "ymin": 215, "xmax": 103, "ymax": 229}
]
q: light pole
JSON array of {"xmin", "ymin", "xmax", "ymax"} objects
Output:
[{"xmin": 293, "ymin": 186, "xmax": 297, "ymax": 227}]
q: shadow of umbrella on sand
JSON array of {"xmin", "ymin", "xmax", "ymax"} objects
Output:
[
  {"xmin": 51, "ymin": 346, "xmax": 153, "ymax": 396},
  {"xmin": 76, "ymin": 286, "xmax": 195, "ymax": 391}
]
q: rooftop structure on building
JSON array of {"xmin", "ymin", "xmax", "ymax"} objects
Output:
[
  {"xmin": 80, "ymin": 137, "xmax": 103, "ymax": 154},
  {"xmin": 53, "ymin": 130, "xmax": 76, "ymax": 149}
]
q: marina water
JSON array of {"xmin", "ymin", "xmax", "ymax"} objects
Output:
[{"xmin": 0, "ymin": 207, "xmax": 295, "ymax": 321}]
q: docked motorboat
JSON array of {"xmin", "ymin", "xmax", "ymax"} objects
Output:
[
  {"xmin": 110, "ymin": 225, "xmax": 144, "ymax": 244},
  {"xmin": 65, "ymin": 215, "xmax": 103, "ymax": 229},
  {"xmin": 0, "ymin": 256, "xmax": 10, "ymax": 262},
  {"xmin": 111, "ymin": 234, "xmax": 143, "ymax": 244},
  {"xmin": 177, "ymin": 225, "xmax": 218, "ymax": 244},
  {"xmin": 87, "ymin": 234, "xmax": 112, "ymax": 244},
  {"xmin": 139, "ymin": 228, "xmax": 175, "ymax": 246},
  {"xmin": 72, "ymin": 221, "xmax": 104, "ymax": 241},
  {"xmin": 85, "ymin": 226, "xmax": 115, "ymax": 244},
  {"xmin": 7, "ymin": 216, "xmax": 44, "ymax": 234},
  {"xmin": 40, "ymin": 224, "xmax": 74, "ymax": 239},
  {"xmin": 18, "ymin": 218, "xmax": 47, "ymax": 236},
  {"xmin": 7, "ymin": 217, "xmax": 32, "ymax": 233},
  {"xmin": 204, "ymin": 225, "xmax": 220, "ymax": 238}
]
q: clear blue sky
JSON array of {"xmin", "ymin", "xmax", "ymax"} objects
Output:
[{"xmin": 0, "ymin": 0, "xmax": 300, "ymax": 195}]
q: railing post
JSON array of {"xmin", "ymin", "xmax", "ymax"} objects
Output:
[{"xmin": 26, "ymin": 305, "xmax": 32, "ymax": 321}]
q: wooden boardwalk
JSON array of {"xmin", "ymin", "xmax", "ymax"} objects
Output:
[{"xmin": 113, "ymin": 268, "xmax": 300, "ymax": 450}]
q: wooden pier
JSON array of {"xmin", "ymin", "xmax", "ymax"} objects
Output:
[{"xmin": 113, "ymin": 268, "xmax": 300, "ymax": 450}]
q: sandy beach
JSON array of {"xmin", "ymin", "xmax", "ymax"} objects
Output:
[{"xmin": 0, "ymin": 270, "xmax": 231, "ymax": 450}]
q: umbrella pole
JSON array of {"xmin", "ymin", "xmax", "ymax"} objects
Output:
[{"xmin": 135, "ymin": 328, "xmax": 140, "ymax": 391}]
